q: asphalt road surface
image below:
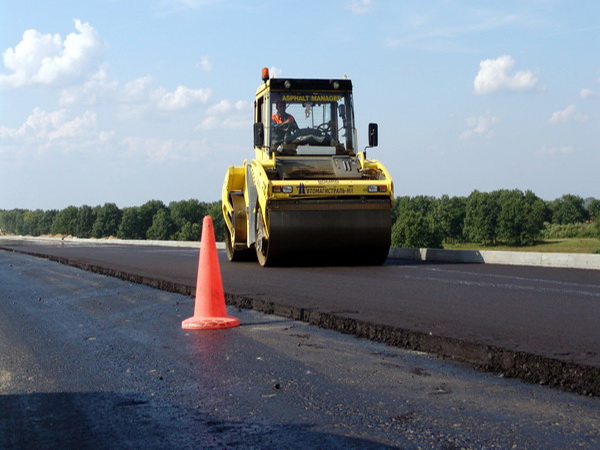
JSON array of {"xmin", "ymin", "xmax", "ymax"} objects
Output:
[
  {"xmin": 1, "ymin": 238, "xmax": 599, "ymax": 396},
  {"xmin": 1, "ymin": 250, "xmax": 599, "ymax": 448}
]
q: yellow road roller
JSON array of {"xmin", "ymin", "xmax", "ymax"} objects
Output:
[{"xmin": 222, "ymin": 68, "xmax": 394, "ymax": 266}]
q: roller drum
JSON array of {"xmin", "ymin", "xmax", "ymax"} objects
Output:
[{"xmin": 259, "ymin": 199, "xmax": 391, "ymax": 266}]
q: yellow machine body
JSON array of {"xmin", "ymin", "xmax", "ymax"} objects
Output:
[{"xmin": 222, "ymin": 70, "xmax": 394, "ymax": 266}]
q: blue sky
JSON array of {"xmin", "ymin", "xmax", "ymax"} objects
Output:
[{"xmin": 1, "ymin": 0, "xmax": 598, "ymax": 210}]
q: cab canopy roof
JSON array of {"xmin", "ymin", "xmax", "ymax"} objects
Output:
[{"xmin": 264, "ymin": 78, "xmax": 353, "ymax": 92}]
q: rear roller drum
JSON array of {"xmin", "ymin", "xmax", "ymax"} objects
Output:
[
  {"xmin": 226, "ymin": 232, "xmax": 255, "ymax": 262},
  {"xmin": 225, "ymin": 208, "xmax": 255, "ymax": 262}
]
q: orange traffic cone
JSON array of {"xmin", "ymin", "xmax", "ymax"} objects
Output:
[{"xmin": 182, "ymin": 216, "xmax": 240, "ymax": 330}]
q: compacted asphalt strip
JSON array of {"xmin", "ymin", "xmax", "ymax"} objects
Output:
[
  {"xmin": 0, "ymin": 239, "xmax": 599, "ymax": 396},
  {"xmin": 1, "ymin": 250, "xmax": 599, "ymax": 448}
]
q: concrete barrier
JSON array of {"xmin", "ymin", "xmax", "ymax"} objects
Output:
[
  {"xmin": 388, "ymin": 247, "xmax": 600, "ymax": 270},
  {"xmin": 0, "ymin": 235, "xmax": 225, "ymax": 249}
]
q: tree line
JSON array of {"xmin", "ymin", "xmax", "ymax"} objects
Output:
[
  {"xmin": 1, "ymin": 191, "xmax": 599, "ymax": 248},
  {"xmin": 392, "ymin": 190, "xmax": 600, "ymax": 248},
  {"xmin": 0, "ymin": 200, "xmax": 225, "ymax": 242}
]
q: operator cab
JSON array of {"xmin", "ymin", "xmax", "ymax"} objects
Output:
[
  {"xmin": 268, "ymin": 91, "xmax": 356, "ymax": 156},
  {"xmin": 253, "ymin": 71, "xmax": 359, "ymax": 157}
]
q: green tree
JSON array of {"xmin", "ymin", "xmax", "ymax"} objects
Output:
[
  {"xmin": 117, "ymin": 207, "xmax": 145, "ymax": 239},
  {"xmin": 92, "ymin": 203, "xmax": 122, "ymax": 238},
  {"xmin": 146, "ymin": 209, "xmax": 175, "ymax": 240},
  {"xmin": 169, "ymin": 199, "xmax": 206, "ymax": 241},
  {"xmin": 21, "ymin": 210, "xmax": 36, "ymax": 235},
  {"xmin": 586, "ymin": 198, "xmax": 600, "ymax": 221},
  {"xmin": 51, "ymin": 206, "xmax": 79, "ymax": 236},
  {"xmin": 392, "ymin": 209, "xmax": 443, "ymax": 248},
  {"xmin": 207, "ymin": 201, "xmax": 225, "ymax": 241},
  {"xmin": 0, "ymin": 210, "xmax": 20, "ymax": 234},
  {"xmin": 497, "ymin": 190, "xmax": 526, "ymax": 244},
  {"xmin": 30, "ymin": 209, "xmax": 52, "ymax": 236},
  {"xmin": 176, "ymin": 221, "xmax": 201, "ymax": 241},
  {"xmin": 463, "ymin": 191, "xmax": 499, "ymax": 244},
  {"xmin": 138, "ymin": 200, "xmax": 167, "ymax": 238},
  {"xmin": 550, "ymin": 194, "xmax": 588, "ymax": 224},
  {"xmin": 435, "ymin": 195, "xmax": 466, "ymax": 243},
  {"xmin": 496, "ymin": 189, "xmax": 545, "ymax": 245},
  {"xmin": 76, "ymin": 205, "xmax": 96, "ymax": 238},
  {"xmin": 522, "ymin": 191, "xmax": 547, "ymax": 243},
  {"xmin": 390, "ymin": 196, "xmax": 443, "ymax": 248}
]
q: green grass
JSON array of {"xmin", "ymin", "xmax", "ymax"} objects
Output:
[{"xmin": 444, "ymin": 238, "xmax": 600, "ymax": 254}]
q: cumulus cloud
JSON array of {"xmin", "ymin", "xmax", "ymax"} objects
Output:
[
  {"xmin": 155, "ymin": 85, "xmax": 212, "ymax": 110},
  {"xmin": 198, "ymin": 57, "xmax": 212, "ymax": 72},
  {"xmin": 580, "ymin": 88, "xmax": 595, "ymax": 99},
  {"xmin": 0, "ymin": 105, "xmax": 212, "ymax": 163},
  {"xmin": 119, "ymin": 76, "xmax": 212, "ymax": 117},
  {"xmin": 348, "ymin": 0, "xmax": 373, "ymax": 14},
  {"xmin": 538, "ymin": 144, "xmax": 574, "ymax": 155},
  {"xmin": 196, "ymin": 99, "xmax": 250, "ymax": 131},
  {"xmin": 269, "ymin": 66, "xmax": 283, "ymax": 78},
  {"xmin": 59, "ymin": 65, "xmax": 118, "ymax": 106},
  {"xmin": 581, "ymin": 73, "xmax": 600, "ymax": 99},
  {"xmin": 459, "ymin": 114, "xmax": 498, "ymax": 140},
  {"xmin": 474, "ymin": 55, "xmax": 537, "ymax": 95},
  {"xmin": 548, "ymin": 105, "xmax": 575, "ymax": 124},
  {"xmin": 123, "ymin": 76, "xmax": 155, "ymax": 102},
  {"xmin": 0, "ymin": 19, "xmax": 103, "ymax": 88},
  {"xmin": 119, "ymin": 136, "xmax": 209, "ymax": 162},
  {"xmin": 0, "ymin": 107, "xmax": 103, "ymax": 158},
  {"xmin": 548, "ymin": 105, "xmax": 588, "ymax": 124}
]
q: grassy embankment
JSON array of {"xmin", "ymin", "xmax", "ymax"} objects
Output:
[{"xmin": 444, "ymin": 238, "xmax": 600, "ymax": 254}]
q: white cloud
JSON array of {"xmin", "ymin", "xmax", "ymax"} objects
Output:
[
  {"xmin": 548, "ymin": 105, "xmax": 588, "ymax": 124},
  {"xmin": 155, "ymin": 85, "xmax": 212, "ymax": 110},
  {"xmin": 474, "ymin": 55, "xmax": 537, "ymax": 95},
  {"xmin": 538, "ymin": 144, "xmax": 574, "ymax": 155},
  {"xmin": 1, "ymin": 108, "xmax": 96, "ymax": 141},
  {"xmin": 0, "ymin": 105, "xmax": 212, "ymax": 164},
  {"xmin": 118, "ymin": 76, "xmax": 212, "ymax": 118},
  {"xmin": 269, "ymin": 66, "xmax": 283, "ymax": 78},
  {"xmin": 199, "ymin": 56, "xmax": 212, "ymax": 72},
  {"xmin": 348, "ymin": 0, "xmax": 373, "ymax": 14},
  {"xmin": 459, "ymin": 114, "xmax": 498, "ymax": 140},
  {"xmin": 548, "ymin": 105, "xmax": 575, "ymax": 124},
  {"xmin": 121, "ymin": 76, "xmax": 211, "ymax": 112},
  {"xmin": 0, "ymin": 107, "xmax": 102, "ymax": 158},
  {"xmin": 59, "ymin": 65, "xmax": 118, "ymax": 106},
  {"xmin": 580, "ymin": 88, "xmax": 594, "ymax": 99},
  {"xmin": 47, "ymin": 110, "xmax": 97, "ymax": 140},
  {"xmin": 0, "ymin": 19, "xmax": 103, "ymax": 88},
  {"xmin": 123, "ymin": 76, "xmax": 156, "ymax": 102},
  {"xmin": 579, "ymin": 70, "xmax": 600, "ymax": 99},
  {"xmin": 196, "ymin": 99, "xmax": 250, "ymax": 131},
  {"xmin": 119, "ymin": 136, "xmax": 209, "ymax": 162}
]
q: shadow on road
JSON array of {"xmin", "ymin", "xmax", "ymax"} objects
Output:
[{"xmin": 0, "ymin": 391, "xmax": 395, "ymax": 449}]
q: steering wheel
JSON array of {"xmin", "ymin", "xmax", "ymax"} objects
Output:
[{"xmin": 317, "ymin": 122, "xmax": 332, "ymax": 134}]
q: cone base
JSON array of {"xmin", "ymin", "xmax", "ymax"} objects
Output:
[{"xmin": 182, "ymin": 315, "xmax": 240, "ymax": 330}]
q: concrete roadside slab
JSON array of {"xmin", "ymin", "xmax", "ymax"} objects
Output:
[{"xmin": 388, "ymin": 247, "xmax": 600, "ymax": 270}]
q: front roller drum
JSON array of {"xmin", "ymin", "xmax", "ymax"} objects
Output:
[{"xmin": 255, "ymin": 199, "xmax": 391, "ymax": 266}]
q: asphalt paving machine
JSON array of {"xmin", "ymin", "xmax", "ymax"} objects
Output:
[{"xmin": 221, "ymin": 68, "xmax": 394, "ymax": 266}]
